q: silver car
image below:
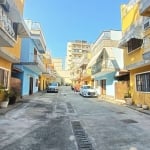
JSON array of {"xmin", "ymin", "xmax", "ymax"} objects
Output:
[
  {"xmin": 47, "ymin": 82, "xmax": 59, "ymax": 93},
  {"xmin": 80, "ymin": 85, "xmax": 98, "ymax": 97}
]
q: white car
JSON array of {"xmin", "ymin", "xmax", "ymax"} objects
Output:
[{"xmin": 80, "ymin": 85, "xmax": 98, "ymax": 97}]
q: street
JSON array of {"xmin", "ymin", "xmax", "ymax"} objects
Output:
[{"xmin": 0, "ymin": 86, "xmax": 150, "ymax": 150}]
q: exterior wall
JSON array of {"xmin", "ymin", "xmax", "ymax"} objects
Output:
[
  {"xmin": 121, "ymin": 0, "xmax": 150, "ymax": 107},
  {"xmin": 0, "ymin": 0, "xmax": 25, "ymax": 92},
  {"xmin": 112, "ymin": 47, "xmax": 124, "ymax": 69},
  {"xmin": 22, "ymin": 66, "xmax": 39, "ymax": 96},
  {"xmin": 21, "ymin": 38, "xmax": 34, "ymax": 62},
  {"xmin": 124, "ymin": 47, "xmax": 143, "ymax": 68},
  {"xmin": 0, "ymin": 57, "xmax": 11, "ymax": 70},
  {"xmin": 0, "ymin": 57, "xmax": 11, "ymax": 91},
  {"xmin": 121, "ymin": 3, "xmax": 140, "ymax": 32},
  {"xmin": 15, "ymin": 0, "xmax": 24, "ymax": 14},
  {"xmin": 130, "ymin": 65, "xmax": 150, "ymax": 106},
  {"xmin": 10, "ymin": 77, "xmax": 21, "ymax": 101},
  {"xmin": 95, "ymin": 72, "xmax": 116, "ymax": 97},
  {"xmin": 52, "ymin": 58, "xmax": 63, "ymax": 84},
  {"xmin": 39, "ymin": 75, "xmax": 47, "ymax": 91},
  {"xmin": 115, "ymin": 81, "xmax": 129, "ymax": 99},
  {"xmin": 2, "ymin": 0, "xmax": 25, "ymax": 60},
  {"xmin": 3, "ymin": 38, "xmax": 22, "ymax": 61},
  {"xmin": 121, "ymin": 2, "xmax": 143, "ymax": 67}
]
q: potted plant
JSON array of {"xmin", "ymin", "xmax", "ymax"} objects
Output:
[
  {"xmin": 8, "ymin": 87, "xmax": 19, "ymax": 105},
  {"xmin": 0, "ymin": 89, "xmax": 9, "ymax": 108},
  {"xmin": 124, "ymin": 92, "xmax": 133, "ymax": 105}
]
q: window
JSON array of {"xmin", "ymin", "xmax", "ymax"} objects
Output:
[
  {"xmin": 127, "ymin": 38, "xmax": 143, "ymax": 53},
  {"xmin": 0, "ymin": 68, "xmax": 9, "ymax": 88},
  {"xmin": 136, "ymin": 72, "xmax": 150, "ymax": 92}
]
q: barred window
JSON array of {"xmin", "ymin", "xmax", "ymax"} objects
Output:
[
  {"xmin": 0, "ymin": 68, "xmax": 9, "ymax": 88},
  {"xmin": 136, "ymin": 72, "xmax": 150, "ymax": 92},
  {"xmin": 128, "ymin": 38, "xmax": 143, "ymax": 53}
]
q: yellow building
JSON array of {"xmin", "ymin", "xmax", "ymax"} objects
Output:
[
  {"xmin": 40, "ymin": 51, "xmax": 55, "ymax": 90},
  {"xmin": 79, "ymin": 52, "xmax": 92, "ymax": 86},
  {"xmin": 0, "ymin": 0, "xmax": 29, "ymax": 97},
  {"xmin": 120, "ymin": 0, "xmax": 150, "ymax": 107}
]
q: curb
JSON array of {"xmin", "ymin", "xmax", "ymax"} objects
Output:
[
  {"xmin": 126, "ymin": 105, "xmax": 150, "ymax": 115},
  {"xmin": 99, "ymin": 98, "xmax": 150, "ymax": 116}
]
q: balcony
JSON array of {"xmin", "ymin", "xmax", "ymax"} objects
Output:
[
  {"xmin": 91, "ymin": 58, "xmax": 115, "ymax": 75},
  {"xmin": 140, "ymin": 0, "xmax": 150, "ymax": 16},
  {"xmin": 0, "ymin": 6, "xmax": 16, "ymax": 47},
  {"xmin": 6, "ymin": 0, "xmax": 29, "ymax": 37},
  {"xmin": 15, "ymin": 54, "xmax": 46, "ymax": 74},
  {"xmin": 25, "ymin": 20, "xmax": 46, "ymax": 53}
]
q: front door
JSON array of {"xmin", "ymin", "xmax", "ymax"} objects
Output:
[
  {"xmin": 101, "ymin": 79, "xmax": 106, "ymax": 95},
  {"xmin": 29, "ymin": 77, "xmax": 33, "ymax": 95}
]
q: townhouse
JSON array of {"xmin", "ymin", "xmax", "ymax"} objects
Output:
[
  {"xmin": 119, "ymin": 0, "xmax": 150, "ymax": 107},
  {"xmin": 87, "ymin": 30, "xmax": 124, "ymax": 98},
  {"xmin": 0, "ymin": 0, "xmax": 29, "ymax": 102},
  {"xmin": 13, "ymin": 20, "xmax": 54, "ymax": 96}
]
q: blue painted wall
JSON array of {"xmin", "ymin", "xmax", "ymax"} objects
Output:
[
  {"xmin": 22, "ymin": 66, "xmax": 39, "ymax": 96},
  {"xmin": 21, "ymin": 38, "xmax": 35, "ymax": 62},
  {"xmin": 95, "ymin": 72, "xmax": 116, "ymax": 96}
]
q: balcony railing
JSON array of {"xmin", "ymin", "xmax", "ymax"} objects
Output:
[
  {"xmin": 0, "ymin": 6, "xmax": 16, "ymax": 47},
  {"xmin": 91, "ymin": 58, "xmax": 115, "ymax": 75},
  {"xmin": 34, "ymin": 54, "xmax": 46, "ymax": 72},
  {"xmin": 25, "ymin": 20, "xmax": 46, "ymax": 53},
  {"xmin": 140, "ymin": 0, "xmax": 150, "ymax": 16}
]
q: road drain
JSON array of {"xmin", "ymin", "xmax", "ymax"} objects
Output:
[
  {"xmin": 71, "ymin": 121, "xmax": 94, "ymax": 150},
  {"xmin": 66, "ymin": 102, "xmax": 74, "ymax": 113}
]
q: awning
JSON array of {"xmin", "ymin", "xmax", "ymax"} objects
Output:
[
  {"xmin": 118, "ymin": 23, "xmax": 143, "ymax": 48},
  {"xmin": 87, "ymin": 50, "xmax": 102, "ymax": 68}
]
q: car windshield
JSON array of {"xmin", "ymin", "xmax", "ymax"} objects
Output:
[
  {"xmin": 49, "ymin": 83, "xmax": 58, "ymax": 86},
  {"xmin": 83, "ymin": 86, "xmax": 93, "ymax": 89}
]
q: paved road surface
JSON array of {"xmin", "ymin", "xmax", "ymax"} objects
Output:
[{"xmin": 0, "ymin": 86, "xmax": 150, "ymax": 150}]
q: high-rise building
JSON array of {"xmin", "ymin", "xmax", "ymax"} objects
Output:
[{"xmin": 65, "ymin": 40, "xmax": 91, "ymax": 71}]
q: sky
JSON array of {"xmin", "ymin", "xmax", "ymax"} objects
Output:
[{"xmin": 24, "ymin": 0, "xmax": 128, "ymax": 60}]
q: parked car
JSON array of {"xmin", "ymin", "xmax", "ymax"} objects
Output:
[
  {"xmin": 80, "ymin": 85, "xmax": 98, "ymax": 97},
  {"xmin": 47, "ymin": 82, "xmax": 59, "ymax": 93}
]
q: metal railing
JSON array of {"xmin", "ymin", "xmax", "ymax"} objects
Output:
[{"xmin": 0, "ymin": 6, "xmax": 15, "ymax": 39}]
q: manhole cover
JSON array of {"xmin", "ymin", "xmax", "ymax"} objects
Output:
[{"xmin": 121, "ymin": 119, "xmax": 138, "ymax": 124}]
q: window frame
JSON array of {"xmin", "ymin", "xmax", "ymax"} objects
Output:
[
  {"xmin": 127, "ymin": 38, "xmax": 143, "ymax": 53},
  {"xmin": 0, "ymin": 67, "xmax": 10, "ymax": 89},
  {"xmin": 135, "ymin": 71, "xmax": 150, "ymax": 93}
]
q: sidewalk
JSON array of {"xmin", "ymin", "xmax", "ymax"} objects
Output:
[
  {"xmin": 0, "ymin": 101, "xmax": 24, "ymax": 115},
  {"xmin": 0, "ymin": 91, "xmax": 44, "ymax": 115},
  {"xmin": 100, "ymin": 97, "xmax": 150, "ymax": 115}
]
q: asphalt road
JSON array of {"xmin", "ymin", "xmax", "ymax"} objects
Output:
[{"xmin": 0, "ymin": 86, "xmax": 150, "ymax": 150}]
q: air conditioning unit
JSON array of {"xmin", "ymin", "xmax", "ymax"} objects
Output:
[
  {"xmin": 0, "ymin": 0, "xmax": 9, "ymax": 12},
  {"xmin": 144, "ymin": 20, "xmax": 150, "ymax": 30}
]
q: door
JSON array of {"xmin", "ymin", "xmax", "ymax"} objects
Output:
[
  {"xmin": 29, "ymin": 77, "xmax": 33, "ymax": 95},
  {"xmin": 101, "ymin": 79, "xmax": 106, "ymax": 95}
]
